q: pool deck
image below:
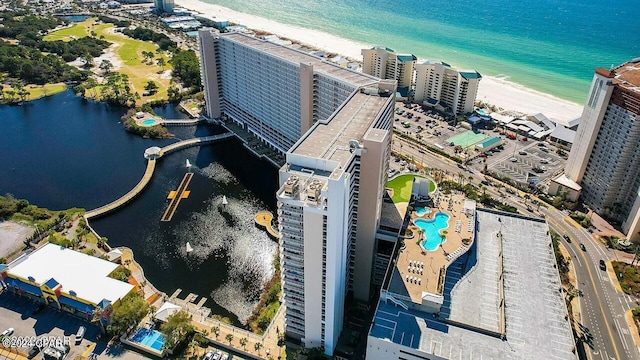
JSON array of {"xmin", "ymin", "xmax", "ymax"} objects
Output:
[{"xmin": 396, "ymin": 193, "xmax": 474, "ymax": 301}]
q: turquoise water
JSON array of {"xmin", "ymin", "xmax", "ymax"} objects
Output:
[
  {"xmin": 130, "ymin": 328, "xmax": 166, "ymax": 351},
  {"xmin": 142, "ymin": 119, "xmax": 157, "ymax": 126},
  {"xmin": 414, "ymin": 213, "xmax": 450, "ymax": 252},
  {"xmin": 202, "ymin": 0, "xmax": 639, "ymax": 103},
  {"xmin": 414, "ymin": 207, "xmax": 430, "ymax": 217}
]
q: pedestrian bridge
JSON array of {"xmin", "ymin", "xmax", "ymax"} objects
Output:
[{"xmin": 84, "ymin": 133, "xmax": 234, "ymax": 220}]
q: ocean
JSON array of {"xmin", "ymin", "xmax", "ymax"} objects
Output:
[{"xmin": 201, "ymin": 0, "xmax": 639, "ymax": 104}]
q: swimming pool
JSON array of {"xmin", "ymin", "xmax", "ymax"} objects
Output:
[
  {"xmin": 130, "ymin": 328, "xmax": 166, "ymax": 351},
  {"xmin": 141, "ymin": 119, "xmax": 157, "ymax": 126},
  {"xmin": 414, "ymin": 212, "xmax": 450, "ymax": 251},
  {"xmin": 414, "ymin": 207, "xmax": 431, "ymax": 217}
]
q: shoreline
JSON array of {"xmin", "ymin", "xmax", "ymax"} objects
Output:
[{"xmin": 176, "ymin": 0, "xmax": 584, "ymax": 121}]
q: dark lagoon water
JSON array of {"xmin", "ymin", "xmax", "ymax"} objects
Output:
[{"xmin": 0, "ymin": 90, "xmax": 278, "ymax": 325}]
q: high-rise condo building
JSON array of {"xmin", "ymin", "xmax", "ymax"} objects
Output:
[
  {"xmin": 200, "ymin": 31, "xmax": 380, "ymax": 154},
  {"xmin": 198, "ymin": 30, "xmax": 396, "ymax": 355},
  {"xmin": 362, "ymin": 46, "xmax": 416, "ymax": 91},
  {"xmin": 153, "ymin": 0, "xmax": 174, "ymax": 13},
  {"xmin": 414, "ymin": 60, "xmax": 481, "ymax": 115},
  {"xmin": 551, "ymin": 59, "xmax": 640, "ymax": 241}
]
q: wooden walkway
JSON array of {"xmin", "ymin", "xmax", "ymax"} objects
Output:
[
  {"xmin": 161, "ymin": 172, "xmax": 193, "ymax": 222},
  {"xmin": 85, "ymin": 159, "xmax": 156, "ymax": 219},
  {"xmin": 254, "ymin": 211, "xmax": 280, "ymax": 239},
  {"xmin": 84, "ymin": 133, "xmax": 234, "ymax": 220}
]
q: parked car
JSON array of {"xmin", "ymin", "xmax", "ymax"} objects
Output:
[
  {"xmin": 27, "ymin": 346, "xmax": 41, "ymax": 359},
  {"xmin": 580, "ymin": 243, "xmax": 586, "ymax": 251},
  {"xmin": 203, "ymin": 350, "xmax": 215, "ymax": 360},
  {"xmin": 510, "ymin": 157, "xmax": 518, "ymax": 162},
  {"xmin": 599, "ymin": 259, "xmax": 606, "ymax": 270},
  {"xmin": 540, "ymin": 159, "xmax": 549, "ymax": 164},
  {"xmin": 75, "ymin": 326, "xmax": 86, "ymax": 344},
  {"xmin": 1, "ymin": 328, "xmax": 14, "ymax": 337},
  {"xmin": 518, "ymin": 151, "xmax": 527, "ymax": 155}
]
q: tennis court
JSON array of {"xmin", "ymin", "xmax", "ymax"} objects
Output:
[{"xmin": 447, "ymin": 130, "xmax": 488, "ymax": 148}]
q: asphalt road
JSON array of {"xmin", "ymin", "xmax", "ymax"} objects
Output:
[{"xmin": 393, "ymin": 135, "xmax": 640, "ymax": 360}]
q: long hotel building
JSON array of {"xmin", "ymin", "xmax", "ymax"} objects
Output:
[
  {"xmin": 198, "ymin": 30, "xmax": 396, "ymax": 354},
  {"xmin": 552, "ymin": 59, "xmax": 640, "ymax": 241},
  {"xmin": 414, "ymin": 60, "xmax": 481, "ymax": 115}
]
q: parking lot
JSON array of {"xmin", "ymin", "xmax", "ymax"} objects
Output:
[{"xmin": 0, "ymin": 291, "xmax": 147, "ymax": 360}]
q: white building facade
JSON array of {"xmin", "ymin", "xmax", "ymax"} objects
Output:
[
  {"xmin": 414, "ymin": 60, "xmax": 481, "ymax": 115},
  {"xmin": 199, "ymin": 30, "xmax": 377, "ymax": 154},
  {"xmin": 560, "ymin": 60, "xmax": 640, "ymax": 241},
  {"xmin": 361, "ymin": 46, "xmax": 416, "ymax": 90},
  {"xmin": 277, "ymin": 84, "xmax": 395, "ymax": 354}
]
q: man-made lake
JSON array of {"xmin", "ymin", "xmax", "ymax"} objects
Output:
[{"xmin": 0, "ymin": 90, "xmax": 278, "ymax": 325}]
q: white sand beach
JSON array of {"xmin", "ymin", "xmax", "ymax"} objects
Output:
[{"xmin": 176, "ymin": 0, "xmax": 584, "ymax": 121}]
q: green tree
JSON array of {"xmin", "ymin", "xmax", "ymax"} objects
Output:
[
  {"xmin": 107, "ymin": 292, "xmax": 149, "ymax": 335},
  {"xmin": 225, "ymin": 333, "xmax": 233, "ymax": 344},
  {"xmin": 239, "ymin": 337, "xmax": 247, "ymax": 350},
  {"xmin": 211, "ymin": 326, "xmax": 219, "ymax": 339},
  {"xmin": 170, "ymin": 49, "xmax": 201, "ymax": 88},
  {"xmin": 160, "ymin": 310, "xmax": 194, "ymax": 349},
  {"xmin": 99, "ymin": 59, "xmax": 113, "ymax": 75},
  {"xmin": 254, "ymin": 342, "xmax": 262, "ymax": 354},
  {"xmin": 144, "ymin": 80, "xmax": 159, "ymax": 94},
  {"xmin": 156, "ymin": 57, "xmax": 166, "ymax": 71}
]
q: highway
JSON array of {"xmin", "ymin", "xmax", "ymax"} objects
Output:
[{"xmin": 392, "ymin": 134, "xmax": 640, "ymax": 360}]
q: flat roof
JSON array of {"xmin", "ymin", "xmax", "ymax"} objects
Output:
[
  {"xmin": 221, "ymin": 32, "xmax": 378, "ymax": 87},
  {"xmin": 8, "ymin": 243, "xmax": 134, "ymax": 305},
  {"xmin": 550, "ymin": 126, "xmax": 576, "ymax": 143},
  {"xmin": 612, "ymin": 58, "xmax": 640, "ymax": 91},
  {"xmin": 371, "ymin": 209, "xmax": 576, "ymax": 359},
  {"xmin": 290, "ymin": 90, "xmax": 390, "ymax": 165},
  {"xmin": 552, "ymin": 174, "xmax": 582, "ymax": 191}
]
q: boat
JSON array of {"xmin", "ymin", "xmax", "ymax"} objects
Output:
[
  {"xmin": 186, "ymin": 159, "xmax": 191, "ymax": 168},
  {"xmin": 186, "ymin": 242, "xmax": 193, "ymax": 253},
  {"xmin": 222, "ymin": 195, "xmax": 228, "ymax": 206}
]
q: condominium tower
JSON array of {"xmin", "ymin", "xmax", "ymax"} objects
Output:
[
  {"xmin": 153, "ymin": 0, "xmax": 174, "ymax": 13},
  {"xmin": 414, "ymin": 60, "xmax": 481, "ymax": 115},
  {"xmin": 362, "ymin": 46, "xmax": 416, "ymax": 90},
  {"xmin": 559, "ymin": 59, "xmax": 640, "ymax": 241},
  {"xmin": 198, "ymin": 30, "xmax": 396, "ymax": 355}
]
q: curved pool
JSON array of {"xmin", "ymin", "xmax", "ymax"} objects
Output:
[
  {"xmin": 414, "ymin": 207, "xmax": 431, "ymax": 217},
  {"xmin": 414, "ymin": 212, "xmax": 450, "ymax": 251},
  {"xmin": 141, "ymin": 119, "xmax": 157, "ymax": 126}
]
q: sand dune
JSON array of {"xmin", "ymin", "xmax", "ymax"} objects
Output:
[{"xmin": 176, "ymin": 0, "xmax": 584, "ymax": 121}]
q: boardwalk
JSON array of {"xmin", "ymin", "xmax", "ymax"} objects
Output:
[
  {"xmin": 254, "ymin": 211, "xmax": 281, "ymax": 239},
  {"xmin": 84, "ymin": 159, "xmax": 156, "ymax": 219},
  {"xmin": 161, "ymin": 172, "xmax": 193, "ymax": 222},
  {"xmin": 161, "ymin": 118, "xmax": 205, "ymax": 126},
  {"xmin": 85, "ymin": 134, "xmax": 234, "ymax": 220}
]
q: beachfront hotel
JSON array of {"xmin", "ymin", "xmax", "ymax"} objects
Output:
[
  {"xmin": 367, "ymin": 209, "xmax": 576, "ymax": 359},
  {"xmin": 153, "ymin": 0, "xmax": 174, "ymax": 14},
  {"xmin": 199, "ymin": 30, "xmax": 380, "ymax": 154},
  {"xmin": 198, "ymin": 29, "xmax": 396, "ymax": 355},
  {"xmin": 0, "ymin": 243, "xmax": 135, "ymax": 324},
  {"xmin": 549, "ymin": 58, "xmax": 640, "ymax": 241},
  {"xmin": 361, "ymin": 46, "xmax": 416, "ymax": 92},
  {"xmin": 414, "ymin": 60, "xmax": 481, "ymax": 115}
]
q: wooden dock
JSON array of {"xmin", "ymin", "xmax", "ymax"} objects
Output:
[
  {"xmin": 255, "ymin": 211, "xmax": 281, "ymax": 239},
  {"xmin": 161, "ymin": 172, "xmax": 193, "ymax": 222}
]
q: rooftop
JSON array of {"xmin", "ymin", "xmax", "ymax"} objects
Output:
[
  {"xmin": 221, "ymin": 32, "xmax": 378, "ymax": 87},
  {"xmin": 612, "ymin": 58, "xmax": 640, "ymax": 91},
  {"xmin": 8, "ymin": 243, "xmax": 134, "ymax": 305},
  {"xmin": 371, "ymin": 209, "xmax": 576, "ymax": 359},
  {"xmin": 552, "ymin": 173, "xmax": 582, "ymax": 191},
  {"xmin": 290, "ymin": 88, "xmax": 392, "ymax": 167}
]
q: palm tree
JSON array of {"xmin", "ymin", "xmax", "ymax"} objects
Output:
[
  {"xmin": 254, "ymin": 342, "xmax": 262, "ymax": 354},
  {"xmin": 225, "ymin": 333, "xmax": 233, "ymax": 344},
  {"xmin": 239, "ymin": 337, "xmax": 247, "ymax": 350},
  {"xmin": 211, "ymin": 326, "xmax": 219, "ymax": 339},
  {"xmin": 524, "ymin": 194, "xmax": 531, "ymax": 205}
]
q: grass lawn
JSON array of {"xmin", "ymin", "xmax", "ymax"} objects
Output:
[
  {"xmin": 612, "ymin": 261, "xmax": 640, "ymax": 296},
  {"xmin": 2, "ymin": 83, "xmax": 67, "ymax": 101},
  {"xmin": 44, "ymin": 18, "xmax": 172, "ymax": 104},
  {"xmin": 387, "ymin": 174, "xmax": 434, "ymax": 203}
]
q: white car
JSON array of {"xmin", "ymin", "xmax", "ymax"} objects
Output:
[
  {"xmin": 510, "ymin": 158, "xmax": 518, "ymax": 162},
  {"xmin": 1, "ymin": 328, "xmax": 14, "ymax": 337}
]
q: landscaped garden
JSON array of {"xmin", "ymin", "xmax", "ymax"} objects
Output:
[
  {"xmin": 44, "ymin": 17, "xmax": 172, "ymax": 103},
  {"xmin": 612, "ymin": 261, "xmax": 640, "ymax": 296},
  {"xmin": 386, "ymin": 174, "xmax": 434, "ymax": 203}
]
